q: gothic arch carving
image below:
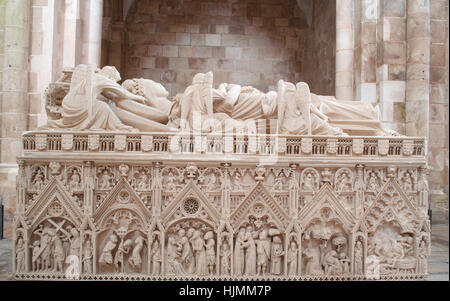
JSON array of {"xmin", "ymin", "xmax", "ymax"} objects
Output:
[
  {"xmin": 231, "ymin": 182, "xmax": 289, "ymax": 231},
  {"xmin": 94, "ymin": 177, "xmax": 152, "ymax": 227},
  {"xmin": 363, "ymin": 179, "xmax": 421, "ymax": 235},
  {"xmin": 27, "ymin": 178, "xmax": 83, "ymax": 230},
  {"xmin": 162, "ymin": 180, "xmax": 220, "ymax": 227},
  {"xmin": 299, "ymin": 184, "xmax": 354, "ymax": 231}
]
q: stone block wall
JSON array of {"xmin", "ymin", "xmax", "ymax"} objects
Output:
[
  {"xmin": 428, "ymin": 0, "xmax": 449, "ymax": 221},
  {"xmin": 121, "ymin": 0, "xmax": 310, "ymax": 96},
  {"xmin": 301, "ymin": 0, "xmax": 336, "ymax": 96}
]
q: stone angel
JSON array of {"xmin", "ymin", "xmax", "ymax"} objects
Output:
[
  {"xmin": 277, "ymin": 80, "xmax": 343, "ymax": 136},
  {"xmin": 44, "ymin": 65, "xmax": 176, "ymax": 132},
  {"xmin": 179, "ymin": 72, "xmax": 215, "ymax": 133}
]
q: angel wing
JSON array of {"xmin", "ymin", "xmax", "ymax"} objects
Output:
[
  {"xmin": 276, "ymin": 80, "xmax": 286, "ymax": 135},
  {"xmin": 180, "ymin": 88, "xmax": 191, "ymax": 132},
  {"xmin": 296, "ymin": 82, "xmax": 312, "ymax": 135},
  {"xmin": 202, "ymin": 72, "xmax": 214, "ymax": 119}
]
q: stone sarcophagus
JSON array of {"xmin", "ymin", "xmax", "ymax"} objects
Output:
[
  {"xmin": 13, "ymin": 65, "xmax": 430, "ymax": 281},
  {"xmin": 14, "ymin": 131, "xmax": 430, "ymax": 280}
]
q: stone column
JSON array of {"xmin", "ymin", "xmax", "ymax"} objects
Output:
[
  {"xmin": 376, "ymin": 0, "xmax": 407, "ymax": 133},
  {"xmin": 336, "ymin": 0, "xmax": 354, "ymax": 100},
  {"xmin": 353, "ymin": 0, "xmax": 378, "ymax": 103},
  {"xmin": 63, "ymin": 0, "xmax": 81, "ymax": 68},
  {"xmin": 1, "ymin": 0, "xmax": 29, "ymax": 163},
  {"xmin": 406, "ymin": 0, "xmax": 430, "ymax": 137},
  {"xmin": 427, "ymin": 0, "xmax": 448, "ymax": 223},
  {"xmin": 79, "ymin": 0, "xmax": 104, "ymax": 67},
  {"xmin": 1, "ymin": 0, "xmax": 30, "ymax": 238}
]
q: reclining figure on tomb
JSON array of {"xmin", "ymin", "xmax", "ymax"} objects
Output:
[
  {"xmin": 42, "ymin": 65, "xmax": 178, "ymax": 132},
  {"xmin": 43, "ymin": 64, "xmax": 399, "ymax": 136}
]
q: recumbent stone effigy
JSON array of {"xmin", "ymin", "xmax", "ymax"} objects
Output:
[{"xmin": 13, "ymin": 64, "xmax": 430, "ymax": 280}]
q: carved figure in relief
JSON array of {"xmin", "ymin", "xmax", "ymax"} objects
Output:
[
  {"xmin": 53, "ymin": 233, "xmax": 66, "ymax": 272},
  {"xmin": 167, "ymin": 235, "xmax": 184, "ymax": 275},
  {"xmin": 369, "ymin": 224, "xmax": 417, "ymax": 274},
  {"xmin": 114, "ymin": 239, "xmax": 132, "ymax": 273},
  {"xmin": 69, "ymin": 169, "xmax": 82, "ymax": 192},
  {"xmin": 191, "ymin": 230, "xmax": 208, "ymax": 276},
  {"xmin": 243, "ymin": 226, "xmax": 257, "ymax": 276},
  {"xmin": 303, "ymin": 243, "xmax": 322, "ymax": 275},
  {"xmin": 16, "ymin": 237, "xmax": 26, "ymax": 273},
  {"xmin": 206, "ymin": 173, "xmax": 218, "ymax": 191},
  {"xmin": 417, "ymin": 171, "xmax": 429, "ymax": 192},
  {"xmin": 302, "ymin": 172, "xmax": 315, "ymax": 191},
  {"xmin": 178, "ymin": 229, "xmax": 195, "ymax": 274},
  {"xmin": 99, "ymin": 170, "xmax": 112, "ymax": 190},
  {"xmin": 136, "ymin": 170, "xmax": 149, "ymax": 190},
  {"xmin": 33, "ymin": 169, "xmax": 45, "ymax": 190},
  {"xmin": 272, "ymin": 175, "xmax": 284, "ymax": 192},
  {"xmin": 339, "ymin": 252, "xmax": 351, "ymax": 274},
  {"xmin": 128, "ymin": 236, "xmax": 145, "ymax": 269},
  {"xmin": 402, "ymin": 171, "xmax": 413, "ymax": 192},
  {"xmin": 337, "ymin": 172, "xmax": 352, "ymax": 192},
  {"xmin": 418, "ymin": 239, "xmax": 429, "ymax": 274},
  {"xmin": 287, "ymin": 241, "xmax": 298, "ymax": 277},
  {"xmin": 205, "ymin": 232, "xmax": 216, "ymax": 275},
  {"xmin": 166, "ymin": 172, "xmax": 177, "ymax": 192},
  {"xmin": 34, "ymin": 226, "xmax": 53, "ymax": 271},
  {"xmin": 232, "ymin": 171, "xmax": 243, "ymax": 191},
  {"xmin": 270, "ymin": 236, "xmax": 284, "ymax": 275},
  {"xmin": 367, "ymin": 171, "xmax": 379, "ymax": 191},
  {"xmin": 69, "ymin": 228, "xmax": 81, "ymax": 256},
  {"xmin": 354, "ymin": 240, "xmax": 364, "ymax": 275},
  {"xmin": 234, "ymin": 228, "xmax": 246, "ymax": 276},
  {"xmin": 323, "ymin": 250, "xmax": 343, "ymax": 275},
  {"xmin": 99, "ymin": 233, "xmax": 118, "ymax": 265},
  {"xmin": 31, "ymin": 241, "xmax": 41, "ymax": 272},
  {"xmin": 82, "ymin": 239, "xmax": 93, "ymax": 274},
  {"xmin": 255, "ymin": 230, "xmax": 271, "ymax": 276},
  {"xmin": 151, "ymin": 239, "xmax": 162, "ymax": 275},
  {"xmin": 398, "ymin": 235, "xmax": 414, "ymax": 257},
  {"xmin": 220, "ymin": 239, "xmax": 231, "ymax": 276}
]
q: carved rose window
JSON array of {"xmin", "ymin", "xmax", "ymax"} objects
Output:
[
  {"xmin": 183, "ymin": 199, "xmax": 199, "ymax": 215},
  {"xmin": 118, "ymin": 190, "xmax": 131, "ymax": 204}
]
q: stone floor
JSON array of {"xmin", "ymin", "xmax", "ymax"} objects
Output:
[
  {"xmin": 0, "ymin": 224, "xmax": 448, "ymax": 281},
  {"xmin": 427, "ymin": 224, "xmax": 449, "ymax": 281}
]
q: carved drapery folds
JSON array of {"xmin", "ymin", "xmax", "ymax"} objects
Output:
[{"xmin": 14, "ymin": 156, "xmax": 429, "ymax": 280}]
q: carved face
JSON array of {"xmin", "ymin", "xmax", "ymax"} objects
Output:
[
  {"xmin": 110, "ymin": 234, "xmax": 118, "ymax": 243},
  {"xmin": 239, "ymin": 228, "xmax": 245, "ymax": 236},
  {"xmin": 178, "ymin": 229, "xmax": 186, "ymax": 237},
  {"xmin": 187, "ymin": 228, "xmax": 195, "ymax": 238}
]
